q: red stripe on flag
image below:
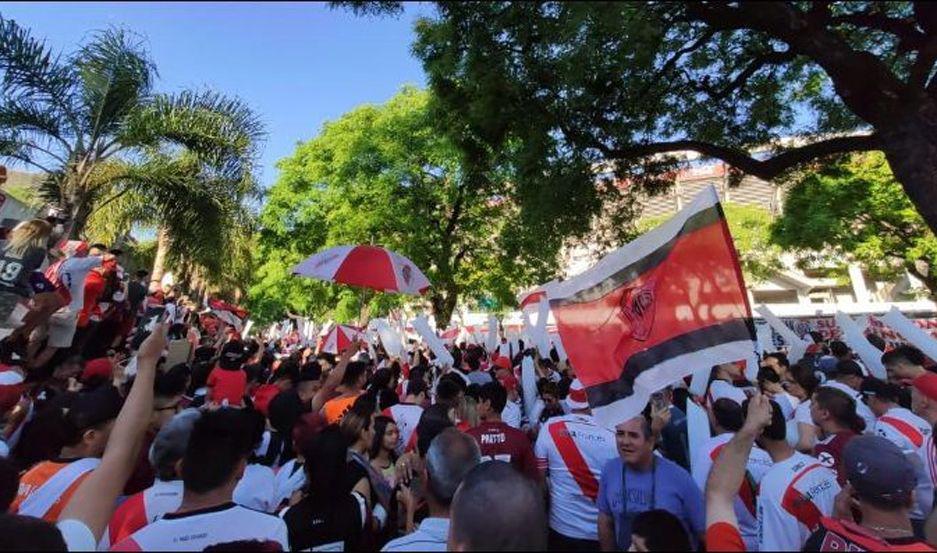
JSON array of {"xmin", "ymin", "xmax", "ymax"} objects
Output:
[
  {"xmin": 780, "ymin": 463, "xmax": 825, "ymax": 531},
  {"xmin": 879, "ymin": 416, "xmax": 924, "ymax": 448},
  {"xmin": 549, "ymin": 421, "xmax": 600, "ymax": 501}
]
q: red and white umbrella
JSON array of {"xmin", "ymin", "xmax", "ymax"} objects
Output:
[
  {"xmin": 320, "ymin": 324, "xmax": 364, "ymax": 354},
  {"xmin": 293, "ymin": 245, "xmax": 431, "ymax": 295}
]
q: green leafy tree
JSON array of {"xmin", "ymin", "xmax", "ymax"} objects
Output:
[
  {"xmin": 0, "ymin": 16, "xmax": 263, "ymax": 240},
  {"xmin": 773, "ymin": 152, "xmax": 937, "ymax": 295},
  {"xmin": 250, "ymin": 87, "xmax": 555, "ymax": 325},
  {"xmin": 340, "ymin": 1, "xmax": 937, "ymax": 240}
]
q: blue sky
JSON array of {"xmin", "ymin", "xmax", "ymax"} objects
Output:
[{"xmin": 0, "ymin": 1, "xmax": 430, "ymax": 187}]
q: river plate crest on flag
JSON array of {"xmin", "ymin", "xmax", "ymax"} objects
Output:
[{"xmin": 543, "ymin": 185, "xmax": 757, "ymax": 428}]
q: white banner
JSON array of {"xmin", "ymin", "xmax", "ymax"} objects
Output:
[{"xmin": 412, "ymin": 315, "xmax": 454, "ymax": 367}]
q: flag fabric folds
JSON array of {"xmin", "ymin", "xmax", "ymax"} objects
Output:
[{"xmin": 544, "ymin": 186, "xmax": 756, "ymax": 428}]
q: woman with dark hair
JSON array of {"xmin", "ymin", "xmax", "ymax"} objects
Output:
[
  {"xmin": 367, "ymin": 368, "xmax": 398, "ymax": 412},
  {"xmin": 341, "ymin": 397, "xmax": 394, "ymax": 546},
  {"xmin": 810, "ymin": 386, "xmax": 865, "ymax": 485},
  {"xmin": 279, "ymin": 426, "xmax": 368, "ymax": 551},
  {"xmin": 369, "ymin": 415, "xmax": 399, "ymax": 488},
  {"xmin": 784, "ymin": 362, "xmax": 821, "ymax": 453},
  {"xmin": 259, "ymin": 390, "xmax": 304, "ymax": 468}
]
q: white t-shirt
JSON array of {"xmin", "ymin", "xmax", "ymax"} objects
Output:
[
  {"xmin": 233, "ymin": 463, "xmax": 278, "ymax": 513},
  {"xmin": 502, "ymin": 400, "xmax": 522, "ymax": 429},
  {"xmin": 757, "ymin": 451, "xmax": 840, "ymax": 552},
  {"xmin": 707, "ymin": 380, "xmax": 748, "ymax": 406},
  {"xmin": 691, "ymin": 433, "xmax": 772, "ymax": 550},
  {"xmin": 821, "ymin": 381, "xmax": 876, "ymax": 432},
  {"xmin": 533, "ymin": 413, "xmax": 617, "ymax": 540},
  {"xmin": 272, "ymin": 459, "xmax": 306, "ymax": 509},
  {"xmin": 787, "ymin": 400, "xmax": 817, "ymax": 449},
  {"xmin": 382, "ymin": 403, "xmax": 423, "ymax": 454},
  {"xmin": 57, "ymin": 519, "xmax": 97, "ymax": 552},
  {"xmin": 57, "ymin": 256, "xmax": 102, "ymax": 312},
  {"xmin": 874, "ymin": 406, "xmax": 934, "ymax": 520},
  {"xmin": 110, "ymin": 502, "xmax": 289, "ymax": 551}
]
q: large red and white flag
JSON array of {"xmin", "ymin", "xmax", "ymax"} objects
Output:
[{"xmin": 544, "ymin": 186, "xmax": 756, "ymax": 427}]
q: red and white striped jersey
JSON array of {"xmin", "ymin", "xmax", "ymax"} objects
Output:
[
  {"xmin": 874, "ymin": 406, "xmax": 934, "ymax": 520},
  {"xmin": 103, "ymin": 479, "xmax": 183, "ymax": 549},
  {"xmin": 691, "ymin": 433, "xmax": 772, "ymax": 550},
  {"xmin": 382, "ymin": 403, "xmax": 423, "ymax": 455},
  {"xmin": 533, "ymin": 414, "xmax": 617, "ymax": 541},
  {"xmin": 875, "ymin": 407, "xmax": 931, "ymax": 453},
  {"xmin": 757, "ymin": 452, "xmax": 840, "ymax": 552}
]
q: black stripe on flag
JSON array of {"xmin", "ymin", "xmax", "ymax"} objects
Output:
[
  {"xmin": 585, "ymin": 318, "xmax": 755, "ymax": 408},
  {"xmin": 551, "ymin": 204, "xmax": 724, "ymax": 306}
]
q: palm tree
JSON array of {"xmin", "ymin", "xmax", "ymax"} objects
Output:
[{"xmin": 0, "ymin": 15, "xmax": 263, "ymax": 238}]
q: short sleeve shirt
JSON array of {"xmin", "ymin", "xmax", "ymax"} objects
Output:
[
  {"xmin": 596, "ymin": 456, "xmax": 705, "ymax": 550},
  {"xmin": 466, "ymin": 421, "xmax": 539, "ymax": 480},
  {"xmin": 813, "ymin": 431, "xmax": 857, "ymax": 486}
]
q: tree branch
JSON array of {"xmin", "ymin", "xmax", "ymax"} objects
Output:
[
  {"xmin": 697, "ymin": 50, "xmax": 796, "ymax": 101},
  {"xmin": 602, "ymin": 134, "xmax": 881, "ymax": 181},
  {"xmin": 829, "ymin": 12, "xmax": 926, "ymax": 51},
  {"xmin": 684, "ymin": 3, "xmax": 907, "ymax": 125}
]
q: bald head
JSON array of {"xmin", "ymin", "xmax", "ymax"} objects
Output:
[
  {"xmin": 448, "ymin": 461, "xmax": 547, "ymax": 551},
  {"xmin": 425, "ymin": 428, "xmax": 480, "ymax": 506}
]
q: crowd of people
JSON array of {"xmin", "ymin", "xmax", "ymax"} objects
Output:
[{"xmin": 5, "ymin": 217, "xmax": 937, "ymax": 551}]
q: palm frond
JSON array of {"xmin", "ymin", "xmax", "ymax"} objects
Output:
[
  {"xmin": 123, "ymin": 89, "xmax": 265, "ymax": 180},
  {"xmin": 0, "ymin": 15, "xmax": 75, "ymax": 105},
  {"xmin": 75, "ymin": 27, "xmax": 155, "ymax": 148}
]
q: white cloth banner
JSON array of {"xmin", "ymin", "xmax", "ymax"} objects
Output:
[
  {"xmin": 834, "ymin": 311, "xmax": 886, "ymax": 379},
  {"xmin": 756, "ymin": 305, "xmax": 811, "ymax": 364},
  {"xmin": 486, "ymin": 315, "xmax": 499, "ymax": 353},
  {"xmin": 881, "ymin": 306, "xmax": 937, "ymax": 363},
  {"xmin": 533, "ymin": 298, "xmax": 552, "ymax": 357},
  {"xmin": 370, "ymin": 319, "xmax": 406, "ymax": 358},
  {"xmin": 412, "ymin": 315, "xmax": 454, "ymax": 367},
  {"xmin": 521, "ymin": 355, "xmax": 538, "ymax": 423}
]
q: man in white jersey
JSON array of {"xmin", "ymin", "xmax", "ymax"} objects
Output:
[
  {"xmin": 863, "ymin": 377, "xmax": 934, "ymax": 533},
  {"xmin": 756, "ymin": 398, "xmax": 840, "ymax": 551},
  {"xmin": 534, "ymin": 379, "xmax": 616, "ymax": 550},
  {"xmin": 822, "ymin": 360, "xmax": 877, "ymax": 432},
  {"xmin": 911, "ymin": 373, "xmax": 937, "ymax": 529},
  {"xmin": 383, "ymin": 378, "xmax": 426, "ymax": 454},
  {"xmin": 111, "ymin": 409, "xmax": 288, "ymax": 551},
  {"xmin": 692, "ymin": 398, "xmax": 772, "ymax": 551},
  {"xmin": 33, "ymin": 246, "xmax": 109, "ymax": 367},
  {"xmin": 102, "ymin": 409, "xmax": 199, "ymax": 548}
]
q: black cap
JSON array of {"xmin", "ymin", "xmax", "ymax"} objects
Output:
[
  {"xmin": 65, "ymin": 386, "xmax": 123, "ymax": 431},
  {"xmin": 218, "ymin": 340, "xmax": 246, "ymax": 370},
  {"xmin": 834, "ymin": 359, "xmax": 864, "ymax": 379}
]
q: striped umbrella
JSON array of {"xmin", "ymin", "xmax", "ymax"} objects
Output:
[
  {"xmin": 293, "ymin": 245, "xmax": 430, "ymax": 295},
  {"xmin": 320, "ymin": 324, "xmax": 365, "ymax": 354}
]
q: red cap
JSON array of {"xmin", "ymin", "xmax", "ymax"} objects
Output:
[
  {"xmin": 913, "ymin": 373, "xmax": 937, "ymax": 402},
  {"xmin": 493, "ymin": 356, "xmax": 511, "ymax": 371},
  {"xmin": 81, "ymin": 357, "xmax": 113, "ymax": 382},
  {"xmin": 499, "ymin": 374, "xmax": 518, "ymax": 392}
]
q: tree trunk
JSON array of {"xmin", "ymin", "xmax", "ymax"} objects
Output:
[
  {"xmin": 881, "ymin": 101, "xmax": 937, "ymax": 236},
  {"xmin": 150, "ymin": 226, "xmax": 171, "ymax": 292},
  {"xmin": 430, "ymin": 286, "xmax": 459, "ymax": 328}
]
